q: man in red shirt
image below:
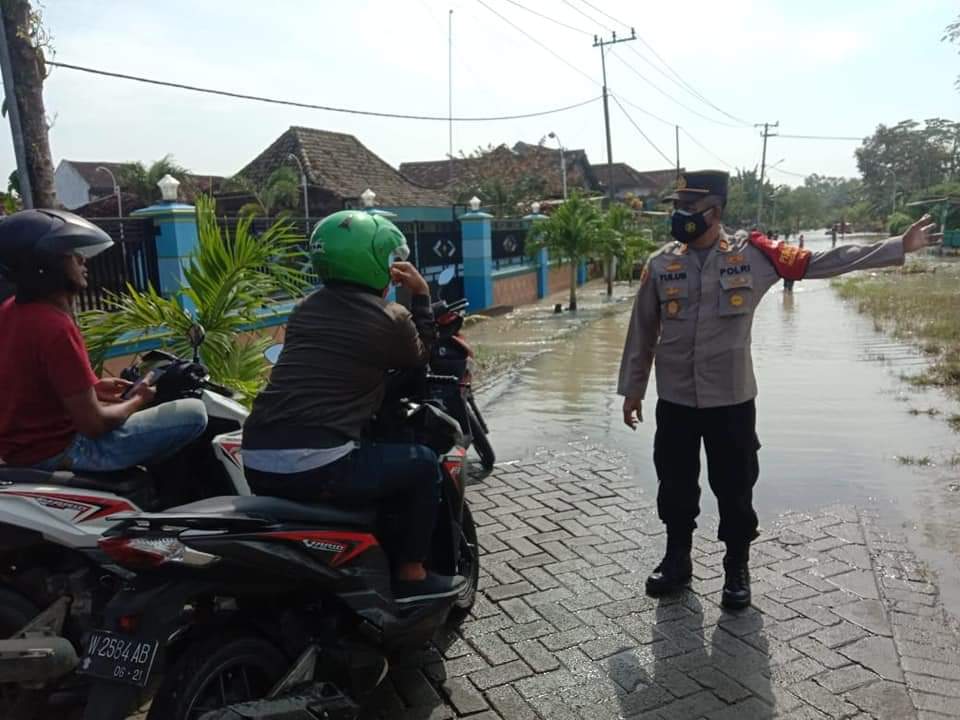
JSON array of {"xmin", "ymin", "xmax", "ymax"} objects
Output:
[{"xmin": 0, "ymin": 210, "xmax": 206, "ymax": 472}]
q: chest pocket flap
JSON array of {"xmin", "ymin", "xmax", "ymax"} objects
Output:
[
  {"xmin": 657, "ymin": 279, "xmax": 689, "ymax": 320},
  {"xmin": 718, "ymin": 271, "xmax": 753, "ymax": 316}
]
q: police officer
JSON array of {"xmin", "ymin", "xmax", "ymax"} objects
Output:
[{"xmin": 618, "ymin": 170, "xmax": 940, "ymax": 610}]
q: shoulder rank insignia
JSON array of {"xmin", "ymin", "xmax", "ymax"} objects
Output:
[{"xmin": 748, "ymin": 231, "xmax": 811, "ymax": 281}]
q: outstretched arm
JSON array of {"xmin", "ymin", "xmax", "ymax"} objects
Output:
[{"xmin": 806, "ymin": 214, "xmax": 941, "ymax": 279}]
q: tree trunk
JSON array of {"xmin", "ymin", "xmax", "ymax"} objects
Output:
[
  {"xmin": 568, "ymin": 262, "xmax": 577, "ymax": 311},
  {"xmin": 605, "ymin": 257, "xmax": 614, "ymax": 297},
  {"xmin": 2, "ymin": 0, "xmax": 55, "ymax": 208}
]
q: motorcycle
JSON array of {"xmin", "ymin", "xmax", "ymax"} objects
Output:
[
  {"xmin": 79, "ymin": 370, "xmax": 479, "ymax": 720},
  {"xmin": 0, "ymin": 326, "xmax": 250, "ymax": 717},
  {"xmin": 428, "ymin": 296, "xmax": 495, "ymax": 472}
]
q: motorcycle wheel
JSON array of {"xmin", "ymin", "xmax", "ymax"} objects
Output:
[
  {"xmin": 0, "ymin": 588, "xmax": 40, "ymax": 714},
  {"xmin": 450, "ymin": 505, "xmax": 479, "ymax": 624},
  {"xmin": 467, "ymin": 405, "xmax": 495, "ymax": 471},
  {"xmin": 147, "ymin": 632, "xmax": 288, "ymax": 720}
]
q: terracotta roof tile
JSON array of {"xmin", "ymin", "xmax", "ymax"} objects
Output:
[{"xmin": 238, "ymin": 127, "xmax": 449, "ymax": 207}]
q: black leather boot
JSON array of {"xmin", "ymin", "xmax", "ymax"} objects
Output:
[
  {"xmin": 721, "ymin": 544, "xmax": 751, "ymax": 610},
  {"xmin": 645, "ymin": 533, "xmax": 693, "ymax": 597}
]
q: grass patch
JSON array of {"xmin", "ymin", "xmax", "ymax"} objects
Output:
[
  {"xmin": 948, "ymin": 414, "xmax": 960, "ymax": 433},
  {"xmin": 833, "ymin": 261, "xmax": 960, "ymax": 420}
]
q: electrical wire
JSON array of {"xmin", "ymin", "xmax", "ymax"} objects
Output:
[
  {"xmin": 47, "ymin": 60, "xmax": 602, "ymax": 122},
  {"xmin": 474, "ymin": 0, "xmax": 599, "ymax": 86},
  {"xmin": 611, "ymin": 95, "xmax": 673, "ymax": 166},
  {"xmin": 572, "ymin": 0, "xmax": 754, "ymax": 126},
  {"xmin": 778, "ymin": 134, "xmax": 864, "ymax": 141},
  {"xmin": 768, "ymin": 165, "xmax": 810, "ymax": 179},
  {"xmin": 612, "ymin": 94, "xmax": 673, "ymax": 128},
  {"xmin": 679, "ymin": 127, "xmax": 737, "ymax": 170},
  {"xmin": 500, "ymin": 0, "xmax": 592, "ymax": 36},
  {"xmin": 610, "ymin": 51, "xmax": 746, "ymax": 129}
]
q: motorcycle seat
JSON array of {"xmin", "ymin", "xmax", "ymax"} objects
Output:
[
  {"xmin": 0, "ymin": 466, "xmax": 152, "ymax": 498},
  {"xmin": 168, "ymin": 495, "xmax": 376, "ymax": 529}
]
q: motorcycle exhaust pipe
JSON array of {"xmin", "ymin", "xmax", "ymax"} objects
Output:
[{"xmin": 0, "ymin": 636, "xmax": 78, "ymax": 684}]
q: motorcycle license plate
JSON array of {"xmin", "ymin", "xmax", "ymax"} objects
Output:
[{"xmin": 78, "ymin": 629, "xmax": 158, "ymax": 687}]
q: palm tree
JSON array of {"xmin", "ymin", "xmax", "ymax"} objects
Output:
[
  {"xmin": 228, "ymin": 167, "xmax": 300, "ymax": 218},
  {"xmin": 596, "ymin": 204, "xmax": 657, "ymax": 296},
  {"xmin": 80, "ymin": 195, "xmax": 311, "ymax": 401},
  {"xmin": 118, "ymin": 155, "xmax": 191, "ymax": 205},
  {"xmin": 528, "ymin": 192, "xmax": 601, "ymax": 311}
]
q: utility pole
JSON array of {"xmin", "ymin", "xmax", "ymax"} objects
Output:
[
  {"xmin": 448, "ymin": 9, "xmax": 454, "ymax": 185},
  {"xmin": 754, "ymin": 121, "xmax": 778, "ymax": 228},
  {"xmin": 675, "ymin": 125, "xmax": 680, "ymax": 181},
  {"xmin": 0, "ymin": 5, "xmax": 32, "ymax": 208},
  {"xmin": 0, "ymin": 1, "xmax": 55, "ymax": 209},
  {"xmin": 593, "ymin": 29, "xmax": 636, "ymax": 206}
]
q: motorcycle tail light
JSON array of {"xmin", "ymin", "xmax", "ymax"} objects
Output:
[
  {"xmin": 119, "ymin": 614, "xmax": 140, "ymax": 633},
  {"xmin": 99, "ymin": 536, "xmax": 219, "ymax": 569}
]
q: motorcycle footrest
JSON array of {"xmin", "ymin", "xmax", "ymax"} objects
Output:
[{"xmin": 197, "ymin": 681, "xmax": 359, "ymax": 720}]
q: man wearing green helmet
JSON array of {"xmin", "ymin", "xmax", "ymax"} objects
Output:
[{"xmin": 242, "ymin": 211, "xmax": 463, "ymax": 602}]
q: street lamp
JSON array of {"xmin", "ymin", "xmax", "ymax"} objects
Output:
[
  {"xmin": 96, "ymin": 166, "xmax": 122, "ymax": 218},
  {"xmin": 361, "ymin": 188, "xmax": 377, "ymax": 209},
  {"xmin": 547, "ymin": 132, "xmax": 567, "ymax": 200},
  {"xmin": 286, "ymin": 153, "xmax": 309, "ymax": 225},
  {"xmin": 468, "ymin": 196, "xmax": 481, "ymax": 213}
]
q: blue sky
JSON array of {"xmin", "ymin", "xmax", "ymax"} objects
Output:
[{"xmin": 3, "ymin": 0, "xmax": 957, "ymax": 190}]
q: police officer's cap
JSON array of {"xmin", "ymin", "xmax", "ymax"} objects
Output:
[{"xmin": 664, "ymin": 170, "xmax": 729, "ymax": 206}]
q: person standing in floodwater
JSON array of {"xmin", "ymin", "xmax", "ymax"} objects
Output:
[{"xmin": 617, "ymin": 169, "xmax": 941, "ymax": 611}]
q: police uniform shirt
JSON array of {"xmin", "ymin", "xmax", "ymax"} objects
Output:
[{"xmin": 617, "ymin": 231, "xmax": 905, "ymax": 409}]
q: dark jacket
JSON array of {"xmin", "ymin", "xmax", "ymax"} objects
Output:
[{"xmin": 243, "ymin": 283, "xmax": 435, "ymax": 449}]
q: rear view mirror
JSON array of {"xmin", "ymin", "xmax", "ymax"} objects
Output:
[
  {"xmin": 437, "ymin": 267, "xmax": 455, "ymax": 286},
  {"xmin": 264, "ymin": 344, "xmax": 283, "ymax": 365},
  {"xmin": 187, "ymin": 324, "xmax": 206, "ymax": 349}
]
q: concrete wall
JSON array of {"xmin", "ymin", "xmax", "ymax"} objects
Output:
[
  {"xmin": 493, "ymin": 268, "xmax": 538, "ymax": 307},
  {"xmin": 54, "ymin": 161, "xmax": 92, "ymax": 209},
  {"xmin": 550, "ymin": 263, "xmax": 575, "ymax": 293}
]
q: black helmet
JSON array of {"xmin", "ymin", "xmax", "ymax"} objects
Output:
[{"xmin": 0, "ymin": 209, "xmax": 113, "ymax": 301}]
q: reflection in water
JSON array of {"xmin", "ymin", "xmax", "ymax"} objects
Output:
[{"xmin": 478, "ymin": 236, "xmax": 960, "ymax": 612}]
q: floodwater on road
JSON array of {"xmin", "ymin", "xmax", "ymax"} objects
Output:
[{"xmin": 475, "ymin": 235, "xmax": 960, "ymax": 614}]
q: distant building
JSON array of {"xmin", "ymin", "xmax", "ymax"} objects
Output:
[
  {"xmin": 597, "ymin": 164, "xmax": 680, "ymax": 203},
  {"xmin": 401, "ymin": 142, "xmax": 677, "ymax": 206},
  {"xmin": 54, "ymin": 159, "xmax": 225, "ymax": 210},
  {"xmin": 225, "ymin": 126, "xmax": 450, "ymax": 218},
  {"xmin": 55, "ymin": 160, "xmax": 129, "ymax": 209}
]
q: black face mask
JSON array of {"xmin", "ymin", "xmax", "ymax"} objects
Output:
[{"xmin": 671, "ymin": 208, "xmax": 713, "ymax": 243}]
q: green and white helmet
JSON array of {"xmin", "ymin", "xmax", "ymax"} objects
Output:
[{"xmin": 309, "ymin": 211, "xmax": 410, "ymax": 291}]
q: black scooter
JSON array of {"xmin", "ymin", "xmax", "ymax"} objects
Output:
[
  {"xmin": 79, "ymin": 373, "xmax": 479, "ymax": 720},
  {"xmin": 429, "ymin": 297, "xmax": 495, "ymax": 472}
]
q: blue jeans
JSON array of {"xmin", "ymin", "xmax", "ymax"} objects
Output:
[
  {"xmin": 245, "ymin": 442, "xmax": 442, "ymax": 563},
  {"xmin": 35, "ymin": 399, "xmax": 208, "ymax": 473}
]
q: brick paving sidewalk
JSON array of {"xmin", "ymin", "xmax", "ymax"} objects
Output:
[{"xmin": 361, "ymin": 445, "xmax": 960, "ymax": 720}]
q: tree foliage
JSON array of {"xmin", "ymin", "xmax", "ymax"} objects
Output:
[
  {"xmin": 117, "ymin": 155, "xmax": 191, "ymax": 205},
  {"xmin": 528, "ymin": 192, "xmax": 601, "ymax": 309},
  {"xmin": 228, "ymin": 166, "xmax": 301, "ymax": 218},
  {"xmin": 80, "ymin": 195, "xmax": 311, "ymax": 401},
  {"xmin": 944, "ymin": 14, "xmax": 960, "ymax": 91},
  {"xmin": 855, "ymin": 119, "xmax": 960, "ymax": 210}
]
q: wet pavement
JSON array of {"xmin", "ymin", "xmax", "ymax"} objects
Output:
[
  {"xmin": 365, "ymin": 447, "xmax": 960, "ymax": 719},
  {"xmin": 472, "ymin": 236, "xmax": 960, "ymax": 616}
]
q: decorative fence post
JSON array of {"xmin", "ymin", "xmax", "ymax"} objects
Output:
[
  {"xmin": 130, "ymin": 175, "xmax": 198, "ymax": 312},
  {"xmin": 460, "ymin": 196, "xmax": 493, "ymax": 312},
  {"xmin": 523, "ymin": 202, "xmax": 549, "ymax": 299}
]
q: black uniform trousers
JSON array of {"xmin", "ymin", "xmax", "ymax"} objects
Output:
[{"xmin": 653, "ymin": 398, "xmax": 760, "ymax": 546}]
